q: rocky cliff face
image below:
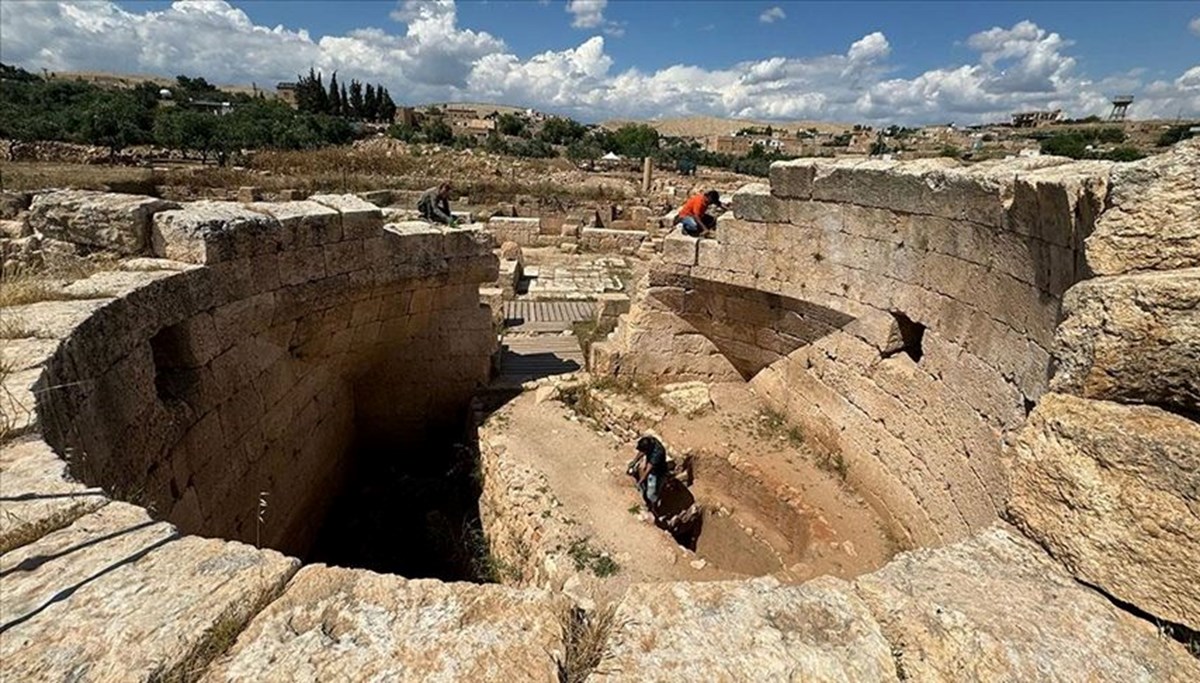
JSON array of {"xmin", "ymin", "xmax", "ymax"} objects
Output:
[{"xmin": 1008, "ymin": 139, "xmax": 1200, "ymax": 634}]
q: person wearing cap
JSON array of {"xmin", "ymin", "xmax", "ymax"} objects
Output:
[{"xmin": 674, "ymin": 190, "xmax": 723, "ymax": 237}]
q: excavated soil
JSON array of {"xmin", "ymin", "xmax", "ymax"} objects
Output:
[{"xmin": 488, "ymin": 381, "xmax": 896, "ymax": 588}]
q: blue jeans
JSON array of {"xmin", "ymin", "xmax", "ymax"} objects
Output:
[
  {"xmin": 679, "ymin": 216, "xmax": 702, "ymax": 237},
  {"xmin": 639, "ymin": 473, "xmax": 661, "ymax": 506}
]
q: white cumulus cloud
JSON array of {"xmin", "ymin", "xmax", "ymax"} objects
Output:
[
  {"xmin": 0, "ymin": 3, "xmax": 1196, "ymax": 125},
  {"xmin": 1190, "ymin": 16, "xmax": 1200, "ymax": 36},
  {"xmin": 760, "ymin": 6, "xmax": 786, "ymax": 24},
  {"xmin": 565, "ymin": 0, "xmax": 622, "ymax": 36},
  {"xmin": 566, "ymin": 0, "xmax": 604, "ymax": 28}
]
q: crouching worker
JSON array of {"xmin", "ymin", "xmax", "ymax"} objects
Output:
[
  {"xmin": 417, "ymin": 182, "xmax": 458, "ymax": 227},
  {"xmin": 627, "ymin": 435, "xmax": 669, "ymax": 514},
  {"xmin": 673, "ymin": 190, "xmax": 723, "ymax": 237}
]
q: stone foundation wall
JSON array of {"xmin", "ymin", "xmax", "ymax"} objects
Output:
[
  {"xmin": 602, "ymin": 156, "xmax": 1113, "ymax": 546},
  {"xmin": 34, "ymin": 197, "xmax": 498, "ymax": 557}
]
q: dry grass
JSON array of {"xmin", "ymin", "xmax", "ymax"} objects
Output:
[
  {"xmin": 1, "ymin": 144, "xmax": 629, "ymax": 205},
  {"xmin": 0, "ymin": 257, "xmax": 117, "ymax": 308},
  {"xmin": 557, "ymin": 603, "xmax": 619, "ymax": 683},
  {"xmin": 0, "ymin": 161, "xmax": 161, "ymax": 193}
]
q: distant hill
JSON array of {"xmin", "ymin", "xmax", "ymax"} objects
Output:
[
  {"xmin": 422, "ymin": 102, "xmax": 537, "ymax": 116},
  {"xmin": 600, "ymin": 115, "xmax": 855, "ymax": 138},
  {"xmin": 49, "ymin": 70, "xmax": 268, "ymax": 97}
]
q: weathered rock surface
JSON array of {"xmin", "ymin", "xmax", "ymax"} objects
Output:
[
  {"xmin": 731, "ymin": 183, "xmax": 786, "ymax": 223},
  {"xmin": 152, "ymin": 201, "xmax": 281, "ymax": 263},
  {"xmin": 203, "ymin": 565, "xmax": 564, "ymax": 682},
  {"xmin": 658, "ymin": 381, "xmax": 713, "ymax": 416},
  {"xmin": 854, "ymin": 525, "xmax": 1200, "ymax": 682},
  {"xmin": 0, "ymin": 190, "xmax": 32, "ymax": 219},
  {"xmin": 0, "ymin": 436, "xmax": 107, "ymax": 553},
  {"xmin": 0, "ymin": 502, "xmax": 297, "ymax": 681},
  {"xmin": 1052, "ymin": 268, "xmax": 1200, "ymax": 412},
  {"xmin": 1006, "ymin": 394, "xmax": 1200, "ymax": 631},
  {"xmin": 27, "ymin": 189, "xmax": 179, "ymax": 255},
  {"xmin": 593, "ymin": 575, "xmax": 898, "ymax": 682},
  {"xmin": 1086, "ymin": 139, "xmax": 1200, "ymax": 275},
  {"xmin": 308, "ymin": 193, "xmax": 384, "ymax": 239}
]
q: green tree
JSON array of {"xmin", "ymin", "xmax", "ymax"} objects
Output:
[
  {"xmin": 497, "ymin": 112, "xmax": 527, "ymax": 137},
  {"xmin": 1156, "ymin": 125, "xmax": 1193, "ymax": 147},
  {"xmin": 378, "ymin": 88, "xmax": 397, "ymax": 123},
  {"xmin": 328, "ymin": 73, "xmax": 341, "ymax": 117},
  {"xmin": 422, "ymin": 116, "xmax": 454, "ymax": 144},
  {"xmin": 81, "ymin": 91, "xmax": 147, "ymax": 157},
  {"xmin": 565, "ymin": 139, "xmax": 601, "ymax": 161},
  {"xmin": 348, "ymin": 80, "xmax": 364, "ymax": 118},
  {"xmin": 538, "ymin": 116, "xmax": 588, "ymax": 145},
  {"xmin": 612, "ymin": 123, "xmax": 659, "ymax": 158},
  {"xmin": 364, "ymin": 83, "xmax": 377, "ymax": 121}
]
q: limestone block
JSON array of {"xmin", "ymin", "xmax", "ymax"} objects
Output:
[
  {"xmin": 769, "ymin": 159, "xmax": 816, "ymax": 199},
  {"xmin": 250, "ymin": 200, "xmax": 341, "ymax": 246},
  {"xmin": 204, "ymin": 565, "xmax": 563, "ymax": 682},
  {"xmin": 1052, "ymin": 268, "xmax": 1200, "ymax": 412},
  {"xmin": 1086, "ymin": 139, "xmax": 1200, "ymax": 275},
  {"xmin": 27, "ymin": 189, "xmax": 179, "ymax": 255},
  {"xmin": 594, "ymin": 292, "xmax": 631, "ymax": 321},
  {"xmin": 1007, "ymin": 160, "xmax": 1110, "ymax": 248},
  {"xmin": 236, "ymin": 186, "xmax": 262, "ymax": 203},
  {"xmin": 661, "ymin": 232, "xmax": 699, "ymax": 267},
  {"xmin": 594, "ymin": 576, "xmax": 897, "ymax": 682},
  {"xmin": 487, "ymin": 216, "xmax": 540, "ymax": 246},
  {"xmin": 309, "ymin": 193, "xmax": 384, "ymax": 240},
  {"xmin": 804, "ymin": 158, "xmax": 1013, "ymax": 227},
  {"xmin": 1, "ymin": 298, "xmax": 109, "ymax": 342},
  {"xmin": 854, "ymin": 525, "xmax": 1200, "ymax": 681},
  {"xmin": 0, "ymin": 190, "xmax": 33, "ymax": 219},
  {"xmin": 1, "ymin": 218, "xmax": 29, "ymax": 239},
  {"xmin": 731, "ymin": 182, "xmax": 788, "ymax": 223},
  {"xmin": 440, "ymin": 225, "xmax": 495, "ymax": 258},
  {"xmin": 1007, "ymin": 394, "xmax": 1200, "ymax": 631},
  {"xmin": 844, "ymin": 310, "xmax": 905, "ymax": 355},
  {"xmin": 580, "ymin": 227, "xmax": 646, "ymax": 255},
  {"xmin": 355, "ymin": 189, "xmax": 392, "ymax": 207},
  {"xmin": 152, "ymin": 201, "xmax": 282, "ymax": 264},
  {"xmin": 1, "ymin": 502, "xmax": 298, "ymax": 681},
  {"xmin": 0, "ymin": 436, "xmax": 108, "ymax": 553}
]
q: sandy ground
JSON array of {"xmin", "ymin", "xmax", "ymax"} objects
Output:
[
  {"xmin": 488, "ymin": 381, "xmax": 897, "ymax": 591},
  {"xmin": 488, "ymin": 394, "xmax": 744, "ymax": 596}
]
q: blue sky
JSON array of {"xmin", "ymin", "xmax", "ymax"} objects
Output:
[{"xmin": 2, "ymin": 1, "xmax": 1197, "ymax": 124}]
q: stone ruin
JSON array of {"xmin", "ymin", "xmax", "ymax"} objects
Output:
[{"xmin": 0, "ymin": 141, "xmax": 1197, "ymax": 681}]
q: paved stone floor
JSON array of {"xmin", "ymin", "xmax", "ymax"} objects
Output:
[{"xmin": 521, "ymin": 256, "xmax": 627, "ymax": 300}]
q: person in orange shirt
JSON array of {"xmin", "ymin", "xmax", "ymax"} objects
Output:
[{"xmin": 673, "ymin": 190, "xmax": 723, "ymax": 237}]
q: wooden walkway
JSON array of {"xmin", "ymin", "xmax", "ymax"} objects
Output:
[
  {"xmin": 494, "ymin": 335, "xmax": 586, "ymax": 387},
  {"xmin": 503, "ymin": 301, "xmax": 596, "ymax": 333}
]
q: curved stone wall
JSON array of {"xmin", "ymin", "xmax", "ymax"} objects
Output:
[
  {"xmin": 33, "ymin": 198, "xmax": 498, "ymax": 556},
  {"xmin": 3, "ymin": 153, "xmax": 1198, "ymax": 678},
  {"xmin": 599, "ymin": 156, "xmax": 1113, "ymax": 547}
]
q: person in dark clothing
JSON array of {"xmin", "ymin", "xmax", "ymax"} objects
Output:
[
  {"xmin": 417, "ymin": 182, "xmax": 457, "ymax": 226},
  {"xmin": 628, "ymin": 435, "xmax": 669, "ymax": 512}
]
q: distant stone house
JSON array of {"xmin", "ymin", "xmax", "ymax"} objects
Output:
[{"xmin": 275, "ymin": 82, "xmax": 298, "ymax": 107}]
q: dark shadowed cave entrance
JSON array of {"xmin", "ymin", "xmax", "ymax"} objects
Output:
[{"xmin": 306, "ymin": 409, "xmax": 496, "ymax": 582}]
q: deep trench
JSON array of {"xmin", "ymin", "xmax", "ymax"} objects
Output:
[{"xmin": 305, "ymin": 408, "xmax": 495, "ymax": 582}]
